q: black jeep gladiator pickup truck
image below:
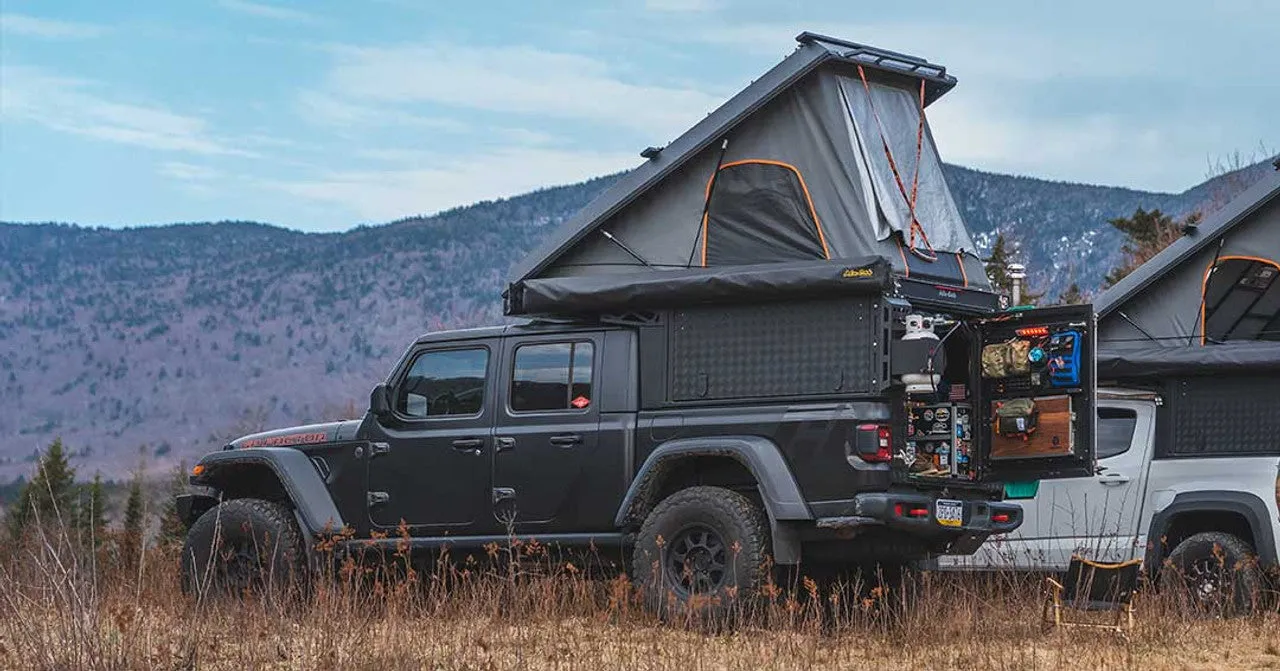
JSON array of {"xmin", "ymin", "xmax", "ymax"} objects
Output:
[{"xmin": 178, "ymin": 259, "xmax": 1099, "ymax": 612}]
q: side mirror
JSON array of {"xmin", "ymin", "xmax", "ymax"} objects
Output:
[{"xmin": 370, "ymin": 384, "xmax": 392, "ymax": 419}]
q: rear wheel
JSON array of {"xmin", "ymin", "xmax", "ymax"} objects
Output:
[
  {"xmin": 632, "ymin": 486, "xmax": 770, "ymax": 620},
  {"xmin": 180, "ymin": 498, "xmax": 306, "ymax": 599},
  {"xmin": 1165, "ymin": 531, "xmax": 1263, "ymax": 617}
]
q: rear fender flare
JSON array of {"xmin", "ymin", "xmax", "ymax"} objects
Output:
[
  {"xmin": 1145, "ymin": 490, "xmax": 1277, "ymax": 573},
  {"xmin": 615, "ymin": 436, "xmax": 811, "ymax": 563},
  {"xmin": 190, "ymin": 447, "xmax": 345, "ymax": 536}
]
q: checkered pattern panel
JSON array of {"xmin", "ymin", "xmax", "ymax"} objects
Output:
[
  {"xmin": 669, "ymin": 298, "xmax": 879, "ymax": 401},
  {"xmin": 1171, "ymin": 376, "xmax": 1280, "ymax": 456}
]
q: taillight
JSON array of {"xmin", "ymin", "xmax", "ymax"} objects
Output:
[
  {"xmin": 855, "ymin": 424, "xmax": 893, "ymax": 463},
  {"xmin": 992, "ymin": 513, "xmax": 1010, "ymax": 523}
]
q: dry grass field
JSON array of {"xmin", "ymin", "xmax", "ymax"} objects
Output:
[{"xmin": 2, "ymin": 527, "xmax": 1278, "ymax": 671}]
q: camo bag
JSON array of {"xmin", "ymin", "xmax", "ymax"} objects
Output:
[{"xmin": 994, "ymin": 398, "xmax": 1038, "ymax": 437}]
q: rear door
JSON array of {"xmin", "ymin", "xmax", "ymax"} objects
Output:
[
  {"xmin": 493, "ymin": 332, "xmax": 604, "ymax": 533},
  {"xmin": 975, "ymin": 304, "xmax": 1097, "ymax": 482}
]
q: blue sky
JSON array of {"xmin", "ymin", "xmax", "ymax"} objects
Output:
[{"xmin": 1, "ymin": 0, "xmax": 1275, "ymax": 231}]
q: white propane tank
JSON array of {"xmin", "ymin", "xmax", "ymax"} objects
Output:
[{"xmin": 901, "ymin": 314, "xmax": 941, "ymax": 395}]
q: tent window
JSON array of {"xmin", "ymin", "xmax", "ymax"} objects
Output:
[
  {"xmin": 701, "ymin": 160, "xmax": 830, "ymax": 266},
  {"xmin": 838, "ymin": 76, "xmax": 967, "ymax": 254},
  {"xmin": 1202, "ymin": 256, "xmax": 1280, "ymax": 344}
]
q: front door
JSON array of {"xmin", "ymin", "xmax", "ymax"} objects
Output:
[
  {"xmin": 365, "ymin": 342, "xmax": 496, "ymax": 534},
  {"xmin": 493, "ymin": 334, "xmax": 603, "ymax": 533}
]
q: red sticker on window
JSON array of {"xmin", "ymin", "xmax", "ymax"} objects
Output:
[{"xmin": 571, "ymin": 396, "xmax": 590, "ymax": 409}]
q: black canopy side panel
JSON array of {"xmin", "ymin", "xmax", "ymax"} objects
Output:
[
  {"xmin": 702, "ymin": 161, "xmax": 829, "ymax": 266},
  {"xmin": 506, "ymin": 256, "xmax": 890, "ymax": 316}
]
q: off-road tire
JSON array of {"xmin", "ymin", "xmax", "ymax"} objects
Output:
[
  {"xmin": 1165, "ymin": 531, "xmax": 1264, "ymax": 617},
  {"xmin": 632, "ymin": 486, "xmax": 770, "ymax": 620},
  {"xmin": 180, "ymin": 498, "xmax": 306, "ymax": 599}
]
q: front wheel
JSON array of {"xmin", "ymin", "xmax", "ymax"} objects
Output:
[
  {"xmin": 1164, "ymin": 531, "xmax": 1264, "ymax": 617},
  {"xmin": 180, "ymin": 498, "xmax": 306, "ymax": 599},
  {"xmin": 631, "ymin": 486, "xmax": 771, "ymax": 620}
]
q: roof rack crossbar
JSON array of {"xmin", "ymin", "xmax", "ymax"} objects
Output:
[
  {"xmin": 843, "ymin": 49, "xmax": 947, "ymax": 79},
  {"xmin": 795, "ymin": 31, "xmax": 929, "ymax": 65}
]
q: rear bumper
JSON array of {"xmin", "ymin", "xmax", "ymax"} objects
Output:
[{"xmin": 813, "ymin": 491, "xmax": 1022, "ymax": 555}]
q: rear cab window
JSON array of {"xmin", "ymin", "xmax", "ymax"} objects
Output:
[
  {"xmin": 1097, "ymin": 407, "xmax": 1138, "ymax": 460},
  {"xmin": 510, "ymin": 342, "xmax": 594, "ymax": 413}
]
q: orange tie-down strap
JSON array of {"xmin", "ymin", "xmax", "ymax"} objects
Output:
[{"xmin": 856, "ymin": 64, "xmax": 937, "ymax": 262}]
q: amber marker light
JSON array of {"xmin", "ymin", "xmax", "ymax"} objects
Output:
[{"xmin": 192, "ymin": 464, "xmax": 205, "ymax": 476}]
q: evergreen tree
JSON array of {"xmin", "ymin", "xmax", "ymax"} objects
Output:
[
  {"xmin": 983, "ymin": 233, "xmax": 1012, "ymax": 291},
  {"xmin": 76, "ymin": 472, "xmax": 108, "ymax": 547},
  {"xmin": 157, "ymin": 461, "xmax": 189, "ymax": 548},
  {"xmin": 983, "ymin": 233, "xmax": 1043, "ymax": 306},
  {"xmin": 6, "ymin": 438, "xmax": 77, "ymax": 540},
  {"xmin": 1103, "ymin": 208, "xmax": 1195, "ymax": 287},
  {"xmin": 1058, "ymin": 283, "xmax": 1086, "ymax": 305},
  {"xmin": 121, "ymin": 471, "xmax": 145, "ymax": 561}
]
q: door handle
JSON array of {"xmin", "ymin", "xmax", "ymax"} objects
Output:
[
  {"xmin": 451, "ymin": 438, "xmax": 484, "ymax": 454},
  {"xmin": 1098, "ymin": 474, "xmax": 1131, "ymax": 486},
  {"xmin": 549, "ymin": 434, "xmax": 582, "ymax": 447},
  {"xmin": 495, "ymin": 436, "xmax": 516, "ymax": 453}
]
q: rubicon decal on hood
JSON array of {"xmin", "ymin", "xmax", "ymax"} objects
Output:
[{"xmin": 240, "ymin": 432, "xmax": 329, "ymax": 448}]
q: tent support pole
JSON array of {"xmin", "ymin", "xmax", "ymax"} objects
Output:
[
  {"xmin": 1189, "ymin": 236, "xmax": 1226, "ymax": 345},
  {"xmin": 1116, "ymin": 311, "xmax": 1158, "ymax": 344},
  {"xmin": 600, "ymin": 230, "xmax": 652, "ymax": 267},
  {"xmin": 687, "ymin": 138, "xmax": 730, "ymax": 268}
]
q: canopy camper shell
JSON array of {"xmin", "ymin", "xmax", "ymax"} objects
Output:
[{"xmin": 504, "ymin": 33, "xmax": 1099, "ymax": 491}]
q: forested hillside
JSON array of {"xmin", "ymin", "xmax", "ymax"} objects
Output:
[{"xmin": 0, "ymin": 162, "xmax": 1268, "ymax": 476}]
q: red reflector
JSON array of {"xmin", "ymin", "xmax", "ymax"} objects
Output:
[
  {"xmin": 992, "ymin": 513, "xmax": 1010, "ymax": 523},
  {"xmin": 908, "ymin": 507, "xmax": 929, "ymax": 518},
  {"xmin": 894, "ymin": 503, "xmax": 904, "ymax": 517},
  {"xmin": 857, "ymin": 424, "xmax": 878, "ymax": 432}
]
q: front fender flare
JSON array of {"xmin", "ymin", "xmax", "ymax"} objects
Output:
[{"xmin": 191, "ymin": 447, "xmax": 345, "ymax": 536}]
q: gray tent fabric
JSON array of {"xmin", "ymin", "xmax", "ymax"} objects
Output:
[
  {"xmin": 511, "ymin": 34, "xmax": 990, "ymax": 301},
  {"xmin": 839, "ymin": 77, "xmax": 969, "ymax": 253},
  {"xmin": 1096, "ymin": 169, "xmax": 1280, "ymax": 348}
]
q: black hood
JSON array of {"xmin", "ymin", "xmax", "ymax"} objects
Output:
[{"xmin": 227, "ymin": 420, "xmax": 362, "ymax": 450}]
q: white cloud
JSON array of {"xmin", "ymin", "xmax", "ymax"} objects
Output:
[
  {"xmin": 271, "ymin": 146, "xmax": 639, "ymax": 221},
  {"xmin": 316, "ymin": 43, "xmax": 726, "ymax": 138},
  {"xmin": 644, "ymin": 0, "xmax": 723, "ymax": 12},
  {"xmin": 159, "ymin": 162, "xmax": 223, "ymax": 181},
  {"xmin": 0, "ymin": 13, "xmax": 106, "ymax": 39},
  {"xmin": 1, "ymin": 66, "xmax": 254, "ymax": 157},
  {"xmin": 217, "ymin": 0, "xmax": 314, "ymax": 22},
  {"xmin": 296, "ymin": 90, "xmax": 469, "ymax": 132}
]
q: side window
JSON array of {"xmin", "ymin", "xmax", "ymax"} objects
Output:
[
  {"xmin": 510, "ymin": 342, "xmax": 594, "ymax": 413},
  {"xmin": 396, "ymin": 348, "xmax": 489, "ymax": 419},
  {"xmin": 1097, "ymin": 407, "xmax": 1138, "ymax": 460}
]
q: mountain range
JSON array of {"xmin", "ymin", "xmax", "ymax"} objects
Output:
[{"xmin": 0, "ymin": 160, "xmax": 1272, "ymax": 478}]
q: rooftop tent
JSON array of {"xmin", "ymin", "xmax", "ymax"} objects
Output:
[
  {"xmin": 506, "ymin": 33, "xmax": 991, "ymax": 316},
  {"xmin": 1096, "ymin": 166, "xmax": 1280, "ymax": 348}
]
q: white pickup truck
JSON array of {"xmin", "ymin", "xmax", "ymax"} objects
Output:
[{"xmin": 933, "ymin": 386, "xmax": 1280, "ymax": 613}]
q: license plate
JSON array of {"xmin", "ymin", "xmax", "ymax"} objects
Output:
[{"xmin": 935, "ymin": 499, "xmax": 964, "ymax": 527}]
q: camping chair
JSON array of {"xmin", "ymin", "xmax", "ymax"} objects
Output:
[{"xmin": 1043, "ymin": 555, "xmax": 1141, "ymax": 633}]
